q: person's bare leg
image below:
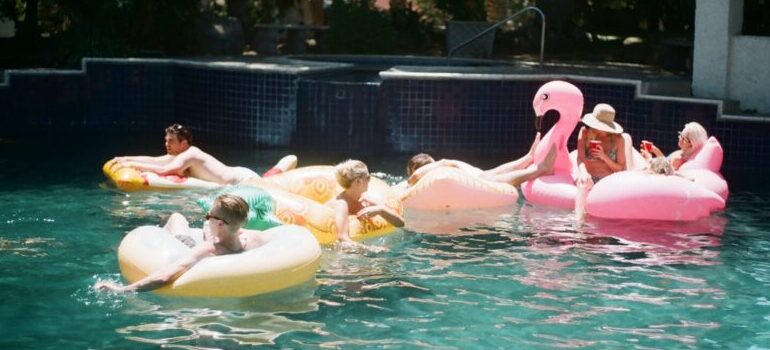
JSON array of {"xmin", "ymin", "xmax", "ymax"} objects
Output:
[
  {"xmin": 164, "ymin": 213, "xmax": 190, "ymax": 236},
  {"xmin": 575, "ymin": 181, "xmax": 590, "ymax": 223},
  {"xmin": 486, "ymin": 144, "xmax": 556, "ymax": 186},
  {"xmin": 484, "ymin": 132, "xmax": 541, "ymax": 176},
  {"xmin": 263, "ymin": 155, "xmax": 298, "ymax": 177}
]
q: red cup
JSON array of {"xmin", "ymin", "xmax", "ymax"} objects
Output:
[
  {"xmin": 589, "ymin": 140, "xmax": 602, "ymax": 153},
  {"xmin": 642, "ymin": 140, "xmax": 653, "ymax": 153}
]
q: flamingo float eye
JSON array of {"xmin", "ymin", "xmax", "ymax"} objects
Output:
[{"xmin": 542, "ymin": 93, "xmax": 549, "ymax": 100}]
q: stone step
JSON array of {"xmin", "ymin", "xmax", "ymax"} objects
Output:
[{"xmin": 641, "ymin": 80, "xmax": 692, "ymax": 97}]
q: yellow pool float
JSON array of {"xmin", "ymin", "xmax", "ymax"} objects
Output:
[
  {"xmin": 102, "ymin": 159, "xmax": 220, "ymax": 191},
  {"xmin": 118, "ymin": 224, "xmax": 321, "ymax": 297},
  {"xmin": 243, "ymin": 166, "xmax": 404, "ymax": 245}
]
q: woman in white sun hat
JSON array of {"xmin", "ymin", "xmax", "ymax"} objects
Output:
[{"xmin": 576, "ymin": 103, "xmax": 627, "ymax": 187}]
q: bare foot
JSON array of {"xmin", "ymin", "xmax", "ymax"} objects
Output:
[
  {"xmin": 537, "ymin": 144, "xmax": 556, "ymax": 175},
  {"xmin": 276, "ymin": 155, "xmax": 298, "ymax": 172},
  {"xmin": 263, "ymin": 155, "xmax": 298, "ymax": 177}
]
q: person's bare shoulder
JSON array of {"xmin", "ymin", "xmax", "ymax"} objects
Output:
[{"xmin": 239, "ymin": 230, "xmax": 265, "ymax": 250}]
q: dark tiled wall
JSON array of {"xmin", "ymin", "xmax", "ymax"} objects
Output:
[
  {"xmin": 1, "ymin": 59, "xmax": 768, "ymax": 178},
  {"xmin": 174, "ymin": 67, "xmax": 298, "ymax": 146},
  {"xmin": 296, "ymin": 79, "xmax": 383, "ymax": 151},
  {"xmin": 85, "ymin": 61, "xmax": 174, "ymax": 131},
  {"xmin": 1, "ymin": 59, "xmax": 300, "ymax": 146},
  {"xmin": 381, "ymin": 76, "xmax": 769, "ymax": 177},
  {"xmin": 383, "ymin": 79, "xmax": 543, "ymax": 155},
  {"xmin": 2, "ymin": 72, "xmax": 87, "ymax": 131}
]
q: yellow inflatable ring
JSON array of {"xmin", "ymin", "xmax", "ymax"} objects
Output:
[
  {"xmin": 245, "ymin": 166, "xmax": 403, "ymax": 245},
  {"xmin": 117, "ymin": 225, "xmax": 321, "ymax": 297},
  {"xmin": 103, "ymin": 159, "xmax": 220, "ymax": 191}
]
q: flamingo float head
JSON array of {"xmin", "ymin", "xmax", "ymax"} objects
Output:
[
  {"xmin": 530, "ymin": 81, "xmax": 584, "ymax": 170},
  {"xmin": 532, "ymin": 80, "xmax": 584, "ymax": 132}
]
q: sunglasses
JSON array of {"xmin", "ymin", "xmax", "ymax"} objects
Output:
[
  {"xmin": 677, "ymin": 131, "xmax": 691, "ymax": 144},
  {"xmin": 205, "ymin": 213, "xmax": 229, "ymax": 225}
]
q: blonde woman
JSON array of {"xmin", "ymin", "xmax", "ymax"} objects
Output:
[{"xmin": 576, "ymin": 103, "xmax": 627, "ymax": 187}]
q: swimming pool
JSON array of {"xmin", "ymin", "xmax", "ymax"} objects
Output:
[{"xmin": 1, "ymin": 135, "xmax": 769, "ymax": 349}]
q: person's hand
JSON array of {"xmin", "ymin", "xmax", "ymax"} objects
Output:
[
  {"xmin": 356, "ymin": 205, "xmax": 381, "ymax": 220},
  {"xmin": 576, "ymin": 172, "xmax": 594, "ymax": 190},
  {"xmin": 650, "ymin": 144, "xmax": 664, "ymax": 158},
  {"xmin": 590, "ymin": 144, "xmax": 608, "ymax": 162},
  {"xmin": 114, "ymin": 159, "xmax": 135, "ymax": 168},
  {"xmin": 640, "ymin": 148, "xmax": 652, "ymax": 160},
  {"xmin": 93, "ymin": 280, "xmax": 126, "ymax": 292}
]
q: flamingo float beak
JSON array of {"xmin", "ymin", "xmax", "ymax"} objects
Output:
[{"xmin": 534, "ymin": 115, "xmax": 543, "ymax": 131}]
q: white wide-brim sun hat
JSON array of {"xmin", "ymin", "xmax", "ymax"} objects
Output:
[{"xmin": 582, "ymin": 103, "xmax": 623, "ymax": 134}]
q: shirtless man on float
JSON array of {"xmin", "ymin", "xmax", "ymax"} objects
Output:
[{"xmin": 113, "ymin": 124, "xmax": 296, "ymax": 184}]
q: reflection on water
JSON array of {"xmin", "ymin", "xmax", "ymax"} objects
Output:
[
  {"xmin": 86, "ymin": 283, "xmax": 323, "ymax": 347},
  {"xmin": 4, "ymin": 138, "xmax": 770, "ymax": 349},
  {"xmin": 518, "ymin": 202, "xmax": 724, "ymax": 266}
]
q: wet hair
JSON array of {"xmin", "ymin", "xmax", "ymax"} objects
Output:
[
  {"xmin": 165, "ymin": 123, "xmax": 193, "ymax": 144},
  {"xmin": 406, "ymin": 153, "xmax": 435, "ymax": 177},
  {"xmin": 212, "ymin": 194, "xmax": 249, "ymax": 226},
  {"xmin": 649, "ymin": 157, "xmax": 674, "ymax": 176},
  {"xmin": 334, "ymin": 159, "xmax": 370, "ymax": 189},
  {"xmin": 681, "ymin": 122, "xmax": 708, "ymax": 150}
]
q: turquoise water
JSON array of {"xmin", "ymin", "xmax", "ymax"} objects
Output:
[{"xmin": 2, "ymin": 136, "xmax": 770, "ymax": 349}]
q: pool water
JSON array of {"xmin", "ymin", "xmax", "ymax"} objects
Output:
[{"xmin": 2, "ymin": 135, "xmax": 770, "ymax": 349}]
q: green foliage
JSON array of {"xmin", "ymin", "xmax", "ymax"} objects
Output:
[
  {"xmin": 3, "ymin": 0, "xmax": 201, "ymax": 67},
  {"xmin": 0, "ymin": 0, "xmax": 22, "ymax": 22},
  {"xmin": 390, "ymin": 6, "xmax": 436, "ymax": 54},
  {"xmin": 324, "ymin": 0, "xmax": 396, "ymax": 54},
  {"xmin": 434, "ymin": 0, "xmax": 486, "ymax": 21},
  {"xmin": 575, "ymin": 0, "xmax": 694, "ymax": 35},
  {"xmin": 123, "ymin": 0, "xmax": 199, "ymax": 54}
]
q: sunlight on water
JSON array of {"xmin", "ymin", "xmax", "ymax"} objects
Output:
[{"xmin": 2, "ymin": 140, "xmax": 770, "ymax": 349}]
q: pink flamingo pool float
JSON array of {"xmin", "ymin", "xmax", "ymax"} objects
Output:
[
  {"xmin": 522, "ymin": 80, "xmax": 727, "ymax": 221},
  {"xmin": 521, "ymin": 80, "xmax": 583, "ymax": 209}
]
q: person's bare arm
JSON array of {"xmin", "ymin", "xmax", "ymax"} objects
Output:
[
  {"xmin": 442, "ymin": 159, "xmax": 483, "ymax": 175},
  {"xmin": 670, "ymin": 151, "xmax": 686, "ymax": 171},
  {"xmin": 125, "ymin": 149, "xmax": 194, "ymax": 175},
  {"xmin": 576, "ymin": 127, "xmax": 588, "ymax": 168},
  {"xmin": 408, "ymin": 159, "xmax": 481, "ymax": 185},
  {"xmin": 575, "ymin": 127, "xmax": 592, "ymax": 185},
  {"xmin": 94, "ymin": 244, "xmax": 214, "ymax": 293},
  {"xmin": 408, "ymin": 160, "xmax": 445, "ymax": 185},
  {"xmin": 327, "ymin": 199, "xmax": 354, "ymax": 242},
  {"xmin": 594, "ymin": 135, "xmax": 625, "ymax": 173},
  {"xmin": 115, "ymin": 154, "xmax": 171, "ymax": 164},
  {"xmin": 641, "ymin": 143, "xmax": 665, "ymax": 160},
  {"xmin": 357, "ymin": 194, "xmax": 405, "ymax": 227},
  {"xmin": 357, "ymin": 205, "xmax": 405, "ymax": 227}
]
